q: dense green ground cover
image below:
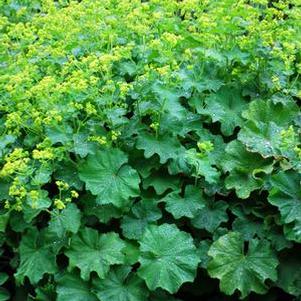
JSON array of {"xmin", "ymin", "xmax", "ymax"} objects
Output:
[{"xmin": 0, "ymin": 0, "xmax": 300, "ymax": 300}]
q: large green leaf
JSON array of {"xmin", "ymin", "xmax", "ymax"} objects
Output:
[
  {"xmin": 160, "ymin": 185, "xmax": 205, "ymax": 219},
  {"xmin": 79, "ymin": 149, "xmax": 140, "ymax": 208},
  {"xmin": 238, "ymin": 99, "xmax": 299, "ymax": 158},
  {"xmin": 268, "ymin": 171, "xmax": 301, "ymax": 224},
  {"xmin": 56, "ymin": 272, "xmax": 98, "ymax": 301},
  {"xmin": 241, "ymin": 99, "xmax": 298, "ymax": 126},
  {"xmin": 66, "ymin": 227, "xmax": 125, "ymax": 281},
  {"xmin": 221, "ymin": 140, "xmax": 273, "ymax": 173},
  {"xmin": 202, "ymin": 86, "xmax": 247, "ymax": 136},
  {"xmin": 136, "ymin": 132, "xmax": 183, "ymax": 164},
  {"xmin": 238, "ymin": 121, "xmax": 282, "ymax": 158},
  {"xmin": 225, "ymin": 170, "xmax": 263, "ymax": 199},
  {"xmin": 138, "ymin": 224, "xmax": 199, "ymax": 293},
  {"xmin": 92, "ymin": 266, "xmax": 149, "ymax": 301},
  {"xmin": 15, "ymin": 229, "xmax": 58, "ymax": 284},
  {"xmin": 208, "ymin": 232, "xmax": 278, "ymax": 298}
]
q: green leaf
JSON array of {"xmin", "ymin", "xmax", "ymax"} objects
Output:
[
  {"xmin": 242, "ymin": 99, "xmax": 298, "ymax": 126},
  {"xmin": 0, "ymin": 274, "xmax": 8, "ymax": 286},
  {"xmin": 23, "ymin": 190, "xmax": 51, "ymax": 222},
  {"xmin": 55, "ymin": 162, "xmax": 83, "ymax": 190},
  {"xmin": 56, "ymin": 272, "xmax": 98, "ymax": 301},
  {"xmin": 45, "ymin": 124, "xmax": 73, "ymax": 145},
  {"xmin": 197, "ymin": 240, "xmax": 211, "ymax": 269},
  {"xmin": 0, "ymin": 212, "xmax": 9, "ymax": 233},
  {"xmin": 0, "ymin": 288, "xmax": 10, "ymax": 301},
  {"xmin": 142, "ymin": 171, "xmax": 180, "ymax": 195},
  {"xmin": 0, "ymin": 274, "xmax": 9, "ymax": 300},
  {"xmin": 184, "ymin": 149, "xmax": 220, "ymax": 184},
  {"xmin": 277, "ymin": 253, "xmax": 301, "ymax": 296},
  {"xmin": 0, "ymin": 135, "xmax": 15, "ymax": 157},
  {"xmin": 48, "ymin": 203, "xmax": 81, "ymax": 237},
  {"xmin": 232, "ymin": 215, "xmax": 265, "ymax": 241},
  {"xmin": 160, "ymin": 185, "xmax": 205, "ymax": 219},
  {"xmin": 192, "ymin": 200, "xmax": 228, "ymax": 232},
  {"xmin": 92, "ymin": 266, "xmax": 149, "ymax": 301},
  {"xmin": 238, "ymin": 99, "xmax": 298, "ymax": 158},
  {"xmin": 121, "ymin": 199, "xmax": 162, "ymax": 240},
  {"xmin": 73, "ymin": 132, "xmax": 96, "ymax": 158},
  {"xmin": 35, "ymin": 283, "xmax": 56, "ymax": 301},
  {"xmin": 66, "ymin": 227, "xmax": 125, "ymax": 281},
  {"xmin": 138, "ymin": 223, "xmax": 199, "ymax": 293},
  {"xmin": 136, "ymin": 132, "xmax": 183, "ymax": 164},
  {"xmin": 82, "ymin": 194, "xmax": 124, "ymax": 223},
  {"xmin": 238, "ymin": 121, "xmax": 282, "ymax": 158},
  {"xmin": 225, "ymin": 170, "xmax": 263, "ymax": 199},
  {"xmin": 79, "ymin": 149, "xmax": 140, "ymax": 208},
  {"xmin": 202, "ymin": 86, "xmax": 247, "ymax": 136},
  {"xmin": 284, "ymin": 219, "xmax": 301, "ymax": 243},
  {"xmin": 15, "ymin": 228, "xmax": 57, "ymax": 284},
  {"xmin": 268, "ymin": 171, "xmax": 301, "ymax": 224},
  {"xmin": 31, "ymin": 163, "xmax": 52, "ymax": 185},
  {"xmin": 123, "ymin": 241, "xmax": 140, "ymax": 265},
  {"xmin": 208, "ymin": 232, "xmax": 278, "ymax": 298},
  {"xmin": 221, "ymin": 140, "xmax": 273, "ymax": 173},
  {"xmin": 222, "ymin": 141, "xmax": 273, "ymax": 198}
]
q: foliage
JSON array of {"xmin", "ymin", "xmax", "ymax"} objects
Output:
[{"xmin": 0, "ymin": 0, "xmax": 300, "ymax": 300}]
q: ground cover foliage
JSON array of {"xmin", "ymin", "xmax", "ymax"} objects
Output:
[{"xmin": 0, "ymin": 0, "xmax": 301, "ymax": 300}]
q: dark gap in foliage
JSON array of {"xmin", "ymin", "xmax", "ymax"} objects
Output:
[
  {"xmin": 42, "ymin": 180, "xmax": 59, "ymax": 199},
  {"xmin": 223, "ymin": 127, "xmax": 240, "ymax": 143},
  {"xmin": 56, "ymin": 253, "xmax": 69, "ymax": 270},
  {"xmin": 243, "ymin": 241, "xmax": 249, "ymax": 255},
  {"xmin": 35, "ymin": 211, "xmax": 51, "ymax": 230},
  {"xmin": 202, "ymin": 121, "xmax": 222, "ymax": 136},
  {"xmin": 293, "ymin": 95, "xmax": 301, "ymax": 107},
  {"xmin": 125, "ymin": 110, "xmax": 134, "ymax": 119}
]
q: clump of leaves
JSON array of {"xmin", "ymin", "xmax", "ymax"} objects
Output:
[{"xmin": 0, "ymin": 0, "xmax": 300, "ymax": 300}]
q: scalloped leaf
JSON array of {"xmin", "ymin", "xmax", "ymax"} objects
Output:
[
  {"xmin": 208, "ymin": 232, "xmax": 278, "ymax": 298},
  {"xmin": 138, "ymin": 224, "xmax": 200, "ymax": 293},
  {"xmin": 79, "ymin": 149, "xmax": 140, "ymax": 208}
]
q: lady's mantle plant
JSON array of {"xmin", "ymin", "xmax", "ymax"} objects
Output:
[{"xmin": 0, "ymin": 0, "xmax": 300, "ymax": 300}]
